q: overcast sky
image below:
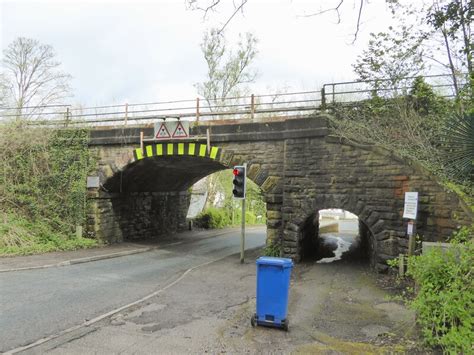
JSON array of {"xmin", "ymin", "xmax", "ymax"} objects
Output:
[{"xmin": 1, "ymin": 0, "xmax": 397, "ymax": 107}]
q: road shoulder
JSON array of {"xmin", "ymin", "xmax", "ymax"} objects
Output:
[{"xmin": 19, "ymin": 249, "xmax": 422, "ymax": 354}]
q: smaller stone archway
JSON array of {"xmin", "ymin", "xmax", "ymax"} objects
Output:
[
  {"xmin": 283, "ymin": 195, "xmax": 398, "ymax": 271},
  {"xmin": 298, "ymin": 209, "xmax": 376, "ymax": 266}
]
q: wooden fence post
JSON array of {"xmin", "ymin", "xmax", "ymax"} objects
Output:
[
  {"xmin": 65, "ymin": 107, "xmax": 70, "ymax": 127},
  {"xmin": 196, "ymin": 97, "xmax": 200, "ymax": 122},
  {"xmin": 124, "ymin": 103, "xmax": 128, "ymax": 126},
  {"xmin": 399, "ymin": 253, "xmax": 405, "ymax": 277},
  {"xmin": 250, "ymin": 94, "xmax": 255, "ymax": 120}
]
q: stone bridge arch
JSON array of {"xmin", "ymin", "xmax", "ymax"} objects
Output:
[
  {"xmin": 88, "ymin": 139, "xmax": 284, "ymax": 245},
  {"xmin": 87, "ymin": 117, "xmax": 473, "ymax": 270}
]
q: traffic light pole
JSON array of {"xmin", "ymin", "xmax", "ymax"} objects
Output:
[
  {"xmin": 240, "ymin": 197, "xmax": 246, "ymax": 264},
  {"xmin": 240, "ymin": 163, "xmax": 247, "ymax": 264}
]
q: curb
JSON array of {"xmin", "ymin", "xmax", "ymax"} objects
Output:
[
  {"xmin": 0, "ymin": 248, "xmax": 152, "ymax": 273},
  {"xmin": 0, "ymin": 226, "xmax": 263, "ymax": 273}
]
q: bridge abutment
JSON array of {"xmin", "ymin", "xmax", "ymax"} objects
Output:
[{"xmin": 87, "ymin": 190, "xmax": 190, "ymax": 243}]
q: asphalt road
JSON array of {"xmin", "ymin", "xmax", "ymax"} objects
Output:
[{"xmin": 0, "ymin": 227, "xmax": 266, "ymax": 352}]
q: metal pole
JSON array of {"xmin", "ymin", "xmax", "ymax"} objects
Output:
[
  {"xmin": 240, "ymin": 163, "xmax": 247, "ymax": 264},
  {"xmin": 321, "ymin": 87, "xmax": 326, "ymax": 109},
  {"xmin": 408, "ymin": 220, "xmax": 416, "ymax": 256},
  {"xmin": 241, "ymin": 197, "xmax": 246, "ymax": 264}
]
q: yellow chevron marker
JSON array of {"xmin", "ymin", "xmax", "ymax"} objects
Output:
[
  {"xmin": 210, "ymin": 146, "xmax": 219, "ymax": 159},
  {"xmin": 178, "ymin": 143, "xmax": 184, "ymax": 155},
  {"xmin": 199, "ymin": 144, "xmax": 206, "ymax": 157},
  {"xmin": 167, "ymin": 143, "xmax": 174, "ymax": 155},
  {"xmin": 156, "ymin": 144, "xmax": 163, "ymax": 156},
  {"xmin": 189, "ymin": 143, "xmax": 196, "ymax": 155},
  {"xmin": 135, "ymin": 148, "xmax": 143, "ymax": 160},
  {"xmin": 146, "ymin": 145, "xmax": 153, "ymax": 157}
]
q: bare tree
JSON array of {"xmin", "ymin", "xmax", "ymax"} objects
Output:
[
  {"xmin": 194, "ymin": 28, "xmax": 258, "ymax": 210},
  {"xmin": 195, "ymin": 28, "xmax": 258, "ymax": 112},
  {"xmin": 186, "ymin": 0, "xmax": 248, "ymax": 34},
  {"xmin": 1, "ymin": 37, "xmax": 72, "ymax": 118},
  {"xmin": 186, "ymin": 0, "xmax": 373, "ymax": 42},
  {"xmin": 426, "ymin": 0, "xmax": 472, "ymax": 99}
]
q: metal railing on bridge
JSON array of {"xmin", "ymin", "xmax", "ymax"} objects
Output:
[
  {"xmin": 0, "ymin": 73, "xmax": 465, "ymax": 127},
  {"xmin": 0, "ymin": 91, "xmax": 323, "ymax": 126},
  {"xmin": 321, "ymin": 73, "xmax": 466, "ymax": 107}
]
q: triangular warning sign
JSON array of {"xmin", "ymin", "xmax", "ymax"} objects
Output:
[
  {"xmin": 155, "ymin": 123, "xmax": 171, "ymax": 139},
  {"xmin": 172, "ymin": 121, "xmax": 188, "ymax": 138}
]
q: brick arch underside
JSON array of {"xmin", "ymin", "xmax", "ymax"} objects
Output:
[
  {"xmin": 280, "ymin": 137, "xmax": 472, "ymax": 270},
  {"xmin": 102, "ymin": 142, "xmax": 282, "ymax": 194}
]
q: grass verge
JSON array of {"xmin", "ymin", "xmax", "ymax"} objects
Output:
[{"xmin": 0, "ymin": 212, "xmax": 98, "ymax": 256}]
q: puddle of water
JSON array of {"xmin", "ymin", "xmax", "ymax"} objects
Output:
[{"xmin": 317, "ymin": 234, "xmax": 354, "ymax": 263}]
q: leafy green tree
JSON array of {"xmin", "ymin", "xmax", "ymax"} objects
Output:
[
  {"xmin": 353, "ymin": 24, "xmax": 425, "ymax": 95},
  {"xmin": 408, "ymin": 76, "xmax": 450, "ymax": 115}
]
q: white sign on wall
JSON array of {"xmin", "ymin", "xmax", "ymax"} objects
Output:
[
  {"xmin": 403, "ymin": 192, "xmax": 419, "ymax": 219},
  {"xmin": 87, "ymin": 176, "xmax": 100, "ymax": 188}
]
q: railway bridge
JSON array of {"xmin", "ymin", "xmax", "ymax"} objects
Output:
[{"xmin": 87, "ymin": 115, "xmax": 472, "ymax": 271}]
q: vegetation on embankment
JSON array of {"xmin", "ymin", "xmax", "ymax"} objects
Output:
[
  {"xmin": 406, "ymin": 226, "xmax": 473, "ymax": 354},
  {"xmin": 328, "ymin": 80, "xmax": 473, "ymax": 204},
  {"xmin": 0, "ymin": 121, "xmax": 98, "ymax": 256},
  {"xmin": 387, "ymin": 226, "xmax": 474, "ymax": 354}
]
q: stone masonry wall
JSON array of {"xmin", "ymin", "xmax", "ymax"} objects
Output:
[
  {"xmin": 86, "ymin": 191, "xmax": 190, "ymax": 243},
  {"xmin": 281, "ymin": 135, "xmax": 472, "ymax": 270}
]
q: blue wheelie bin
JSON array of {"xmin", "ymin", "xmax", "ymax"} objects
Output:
[{"xmin": 251, "ymin": 256, "xmax": 293, "ymax": 331}]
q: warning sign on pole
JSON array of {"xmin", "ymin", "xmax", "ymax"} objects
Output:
[
  {"xmin": 155, "ymin": 123, "xmax": 171, "ymax": 139},
  {"xmin": 172, "ymin": 121, "xmax": 188, "ymax": 138}
]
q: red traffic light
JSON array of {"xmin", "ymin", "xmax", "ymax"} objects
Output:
[{"xmin": 232, "ymin": 165, "xmax": 246, "ymax": 198}]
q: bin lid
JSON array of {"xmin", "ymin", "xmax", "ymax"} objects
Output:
[{"xmin": 256, "ymin": 256, "xmax": 293, "ymax": 267}]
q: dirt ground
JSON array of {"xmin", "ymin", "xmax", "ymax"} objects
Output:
[{"xmin": 24, "ymin": 246, "xmax": 433, "ymax": 355}]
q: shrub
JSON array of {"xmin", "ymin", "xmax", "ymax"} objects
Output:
[
  {"xmin": 194, "ymin": 207, "xmax": 230, "ymax": 229},
  {"xmin": 406, "ymin": 226, "xmax": 474, "ymax": 354},
  {"xmin": 263, "ymin": 241, "xmax": 281, "ymax": 257},
  {"xmin": 245, "ymin": 211, "xmax": 256, "ymax": 224}
]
